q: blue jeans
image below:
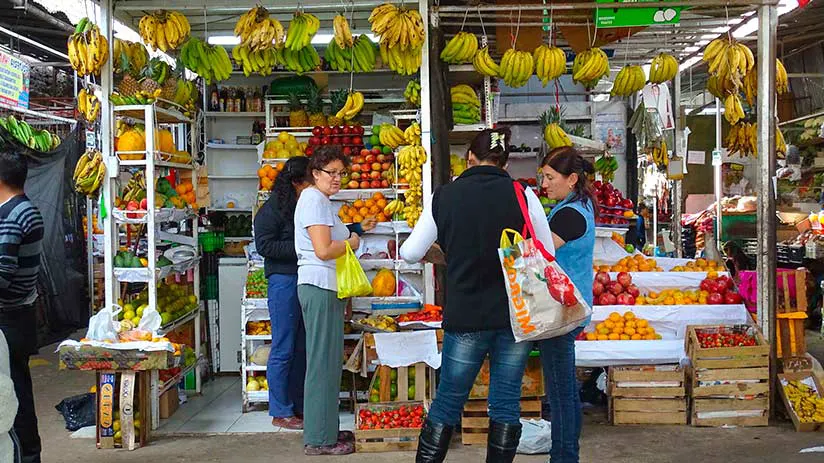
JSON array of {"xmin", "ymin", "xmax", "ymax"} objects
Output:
[
  {"xmin": 539, "ymin": 327, "xmax": 583, "ymax": 463},
  {"xmin": 265, "ymin": 274, "xmax": 306, "ymax": 418},
  {"xmin": 427, "ymin": 329, "xmax": 532, "ymax": 426}
]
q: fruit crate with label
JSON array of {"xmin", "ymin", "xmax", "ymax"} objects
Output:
[
  {"xmin": 102, "ymin": 102, "xmax": 204, "ymax": 431},
  {"xmin": 608, "ymin": 365, "xmax": 687, "ymax": 425},
  {"xmin": 355, "ymin": 401, "xmax": 428, "ymax": 453},
  {"xmin": 686, "ymin": 325, "xmax": 770, "ymax": 427}
]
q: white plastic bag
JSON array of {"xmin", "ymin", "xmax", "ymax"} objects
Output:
[
  {"xmin": 517, "ymin": 418, "xmax": 552, "ymax": 454},
  {"xmin": 137, "ymin": 306, "xmax": 162, "ymax": 333},
  {"xmin": 85, "ymin": 305, "xmax": 121, "ymax": 342}
]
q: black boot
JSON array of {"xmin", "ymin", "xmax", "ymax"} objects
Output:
[
  {"xmin": 486, "ymin": 420, "xmax": 522, "ymax": 463},
  {"xmin": 415, "ymin": 419, "xmax": 453, "ymax": 463}
]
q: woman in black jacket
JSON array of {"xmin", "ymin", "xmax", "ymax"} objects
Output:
[{"xmin": 254, "ymin": 156, "xmax": 311, "ymax": 430}]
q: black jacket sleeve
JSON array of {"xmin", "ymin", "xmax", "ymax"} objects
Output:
[
  {"xmin": 253, "ymin": 198, "xmax": 297, "ymax": 261},
  {"xmin": 549, "ymin": 207, "xmax": 587, "ymax": 243}
]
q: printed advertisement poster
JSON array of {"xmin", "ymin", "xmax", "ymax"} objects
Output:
[
  {"xmin": 0, "ymin": 51, "xmax": 30, "ymax": 109},
  {"xmin": 595, "ymin": 112, "xmax": 626, "ymax": 155}
]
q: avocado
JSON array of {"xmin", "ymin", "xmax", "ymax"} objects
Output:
[{"xmin": 114, "ymin": 253, "xmax": 125, "ymax": 267}]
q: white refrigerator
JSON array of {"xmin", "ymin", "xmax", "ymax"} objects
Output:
[{"xmin": 217, "ymin": 256, "xmax": 247, "ymax": 372}]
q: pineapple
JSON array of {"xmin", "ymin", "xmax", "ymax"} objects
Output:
[
  {"xmin": 161, "ymin": 77, "xmax": 178, "ymax": 102},
  {"xmin": 119, "ymin": 74, "xmax": 140, "ymax": 97},
  {"xmin": 307, "ymin": 86, "xmax": 327, "ymax": 127},
  {"xmin": 288, "ymin": 92, "xmax": 308, "ymax": 127},
  {"xmin": 327, "ymin": 89, "xmax": 348, "ymax": 126},
  {"xmin": 140, "ymin": 58, "xmax": 168, "ymax": 95}
]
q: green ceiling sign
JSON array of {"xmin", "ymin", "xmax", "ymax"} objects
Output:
[{"xmin": 595, "ymin": 0, "xmax": 683, "ymax": 28}]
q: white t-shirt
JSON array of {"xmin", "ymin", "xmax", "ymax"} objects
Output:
[{"xmin": 294, "ymin": 187, "xmax": 351, "ymax": 291}]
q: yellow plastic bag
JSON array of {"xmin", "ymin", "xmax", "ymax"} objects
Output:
[{"xmin": 336, "ymin": 241, "xmax": 372, "ymax": 299}]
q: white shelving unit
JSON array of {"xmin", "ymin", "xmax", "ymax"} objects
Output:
[
  {"xmin": 240, "ymin": 259, "xmax": 269, "ymax": 411},
  {"xmin": 101, "ymin": 103, "xmax": 203, "ymax": 431}
]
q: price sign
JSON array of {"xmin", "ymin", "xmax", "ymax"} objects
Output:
[{"xmin": 0, "ymin": 51, "xmax": 30, "ymax": 108}]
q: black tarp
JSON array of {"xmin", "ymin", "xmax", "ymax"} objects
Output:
[{"xmin": 1, "ymin": 124, "xmax": 87, "ymax": 338}]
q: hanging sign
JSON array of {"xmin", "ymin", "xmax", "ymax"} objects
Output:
[
  {"xmin": 595, "ymin": 0, "xmax": 683, "ymax": 28},
  {"xmin": 0, "ymin": 51, "xmax": 29, "ymax": 109}
]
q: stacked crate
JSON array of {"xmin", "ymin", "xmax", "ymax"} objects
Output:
[
  {"xmin": 687, "ymin": 325, "xmax": 770, "ymax": 427},
  {"xmin": 609, "ymin": 365, "xmax": 687, "ymax": 425}
]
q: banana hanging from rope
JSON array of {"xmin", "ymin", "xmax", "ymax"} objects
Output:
[
  {"xmin": 648, "ymin": 53, "xmax": 679, "ymax": 84},
  {"xmin": 572, "ymin": 47, "xmax": 609, "ymax": 90},
  {"xmin": 234, "ymin": 6, "xmax": 285, "ymax": 52},
  {"xmin": 333, "ymin": 14, "xmax": 354, "ymax": 49},
  {"xmin": 369, "ymin": 3, "xmax": 425, "ymax": 52},
  {"xmin": 73, "ymin": 150, "xmax": 106, "ymax": 197},
  {"xmin": 440, "ymin": 32, "xmax": 478, "ymax": 64},
  {"xmin": 499, "ymin": 48, "xmax": 534, "ymax": 89},
  {"xmin": 472, "ymin": 46, "xmax": 500, "ymax": 78},
  {"xmin": 335, "ymin": 92, "xmax": 364, "ymax": 121},
  {"xmin": 138, "ymin": 10, "xmax": 190, "ymax": 52},
  {"xmin": 611, "ymin": 65, "xmax": 647, "ymax": 97},
  {"xmin": 68, "ymin": 18, "xmax": 109, "ymax": 77},
  {"xmin": 533, "ymin": 44, "xmax": 567, "ymax": 87},
  {"xmin": 702, "ymin": 37, "xmax": 753, "ymax": 93},
  {"xmin": 77, "ymin": 88, "xmax": 100, "ymax": 122}
]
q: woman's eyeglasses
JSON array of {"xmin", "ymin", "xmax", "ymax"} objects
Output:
[{"xmin": 320, "ymin": 168, "xmax": 348, "ymax": 178}]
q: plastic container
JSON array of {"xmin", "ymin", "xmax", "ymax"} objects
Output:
[
  {"xmin": 199, "ymin": 232, "xmax": 225, "ymax": 252},
  {"xmin": 201, "ymin": 275, "xmax": 219, "ymax": 301}
]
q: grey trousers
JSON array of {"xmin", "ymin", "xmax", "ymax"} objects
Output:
[{"xmin": 297, "ymin": 284, "xmax": 345, "ymax": 446}]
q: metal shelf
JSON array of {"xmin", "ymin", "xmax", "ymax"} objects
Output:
[
  {"xmin": 331, "ymin": 189, "xmax": 397, "ymax": 201},
  {"xmin": 208, "ymin": 208, "xmax": 253, "ymax": 212},
  {"xmin": 114, "ymin": 104, "xmax": 192, "ymax": 124},
  {"xmin": 118, "ymin": 156, "xmax": 194, "ymax": 171},
  {"xmin": 205, "ymin": 112, "xmax": 265, "ymax": 118},
  {"xmin": 225, "ymin": 236, "xmax": 253, "ymax": 242},
  {"xmin": 206, "ymin": 143, "xmax": 260, "ymax": 150},
  {"xmin": 157, "ymin": 306, "xmax": 203, "ymax": 337},
  {"xmin": 158, "ymin": 359, "xmax": 200, "ymax": 396},
  {"xmin": 207, "ymin": 175, "xmax": 258, "ymax": 180}
]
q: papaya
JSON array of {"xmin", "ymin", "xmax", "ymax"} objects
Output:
[{"xmin": 371, "ymin": 269, "xmax": 396, "ymax": 297}]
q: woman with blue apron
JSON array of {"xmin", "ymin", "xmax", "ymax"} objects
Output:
[{"xmin": 538, "ymin": 147, "xmax": 597, "ymax": 463}]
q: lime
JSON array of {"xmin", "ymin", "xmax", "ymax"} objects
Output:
[
  {"xmin": 136, "ymin": 305, "xmax": 146, "ymax": 317},
  {"xmin": 131, "ymin": 317, "xmax": 141, "ymax": 326},
  {"xmin": 372, "ymin": 125, "xmax": 381, "ymax": 135},
  {"xmin": 369, "ymin": 134, "xmax": 380, "ymax": 146},
  {"xmin": 369, "ymin": 394, "xmax": 380, "ymax": 403},
  {"xmin": 390, "ymin": 369, "xmax": 398, "ymax": 381},
  {"xmin": 390, "ymin": 384, "xmax": 397, "ymax": 396},
  {"xmin": 188, "ymin": 295, "xmax": 197, "ymax": 304},
  {"xmin": 123, "ymin": 310, "xmax": 136, "ymax": 320},
  {"xmin": 407, "ymin": 385, "xmax": 416, "ymax": 398},
  {"xmin": 160, "ymin": 312, "xmax": 173, "ymax": 325},
  {"xmin": 382, "ymin": 146, "xmax": 393, "ymax": 155},
  {"xmin": 408, "ymin": 368, "xmax": 416, "ymax": 380},
  {"xmin": 113, "ymin": 420, "xmax": 121, "ymax": 432}
]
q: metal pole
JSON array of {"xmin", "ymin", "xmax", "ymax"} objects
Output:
[
  {"xmin": 714, "ymin": 98, "xmax": 722, "ymax": 252},
  {"xmin": 756, "ymin": 3, "xmax": 778, "ymax": 419},
  {"xmin": 419, "ymin": 0, "xmax": 435, "ymax": 305},
  {"xmin": 0, "ymin": 25, "xmax": 70, "ymax": 59},
  {"xmin": 100, "ymin": 0, "xmax": 116, "ymax": 311},
  {"xmin": 673, "ymin": 71, "xmax": 683, "ymax": 258}
]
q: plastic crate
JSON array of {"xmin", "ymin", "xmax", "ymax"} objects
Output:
[
  {"xmin": 199, "ymin": 232, "xmax": 225, "ymax": 252},
  {"xmin": 719, "ymin": 213, "xmax": 756, "ymax": 242},
  {"xmin": 201, "ymin": 275, "xmax": 218, "ymax": 300},
  {"xmin": 777, "ymin": 244, "xmax": 804, "ymax": 267}
]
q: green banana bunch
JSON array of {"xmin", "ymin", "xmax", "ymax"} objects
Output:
[
  {"xmin": 285, "ymin": 12, "xmax": 320, "ymax": 52},
  {"xmin": 440, "ymin": 32, "xmax": 478, "ymax": 64},
  {"xmin": 277, "ymin": 46, "xmax": 320, "ymax": 75},
  {"xmin": 594, "ymin": 155, "xmax": 619, "ymax": 182},
  {"xmin": 0, "ymin": 116, "xmax": 60, "ymax": 152},
  {"xmin": 327, "ymin": 35, "xmax": 377, "ymax": 72},
  {"xmin": 180, "ymin": 37, "xmax": 232, "ymax": 84},
  {"xmin": 73, "ymin": 150, "xmax": 106, "ymax": 196},
  {"xmin": 325, "ymin": 38, "xmax": 353, "ymax": 72},
  {"xmin": 172, "ymin": 80, "xmax": 197, "ymax": 106},
  {"xmin": 404, "ymin": 80, "xmax": 421, "ymax": 107},
  {"xmin": 353, "ymin": 35, "xmax": 377, "ymax": 72},
  {"xmin": 232, "ymin": 44, "xmax": 277, "ymax": 76},
  {"xmin": 451, "ymin": 85, "xmax": 481, "ymax": 124}
]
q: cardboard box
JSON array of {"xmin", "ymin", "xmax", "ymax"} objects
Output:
[{"xmin": 159, "ymin": 386, "xmax": 179, "ymax": 419}]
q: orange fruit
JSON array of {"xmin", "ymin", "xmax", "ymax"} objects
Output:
[
  {"xmin": 373, "ymin": 192, "xmax": 385, "ymax": 200},
  {"xmin": 597, "ymin": 334, "xmax": 609, "ymax": 341},
  {"xmin": 267, "ymin": 169, "xmax": 277, "ymax": 180},
  {"xmin": 612, "ymin": 327, "xmax": 624, "ymax": 335},
  {"xmin": 608, "ymin": 333, "xmax": 620, "ymax": 340},
  {"xmin": 377, "ymin": 213, "xmax": 388, "ymax": 222},
  {"xmin": 368, "ymin": 205, "xmax": 380, "ymax": 215},
  {"xmin": 637, "ymin": 327, "xmax": 648, "ymax": 336},
  {"xmin": 377, "ymin": 198, "xmax": 388, "ymax": 208},
  {"xmin": 353, "ymin": 199, "xmax": 365, "ymax": 208},
  {"xmin": 276, "ymin": 163, "xmax": 285, "ymax": 171},
  {"xmin": 353, "ymin": 214, "xmax": 364, "ymax": 223},
  {"xmin": 645, "ymin": 334, "xmax": 656, "ymax": 340},
  {"xmin": 609, "ymin": 312, "xmax": 621, "ymax": 322},
  {"xmin": 624, "ymin": 311, "xmax": 635, "ymax": 321},
  {"xmin": 664, "ymin": 296, "xmax": 675, "ymax": 305},
  {"xmin": 604, "ymin": 320, "xmax": 615, "ymax": 330},
  {"xmin": 585, "ymin": 332, "xmax": 597, "ymax": 341},
  {"xmin": 631, "ymin": 334, "xmax": 642, "ymax": 340},
  {"xmin": 595, "ymin": 322, "xmax": 606, "ymax": 332},
  {"xmin": 365, "ymin": 199, "xmax": 376, "ymax": 208},
  {"xmin": 636, "ymin": 319, "xmax": 648, "ymax": 328},
  {"xmin": 257, "ymin": 167, "xmax": 268, "ymax": 179},
  {"xmin": 624, "ymin": 327, "xmax": 636, "ymax": 336},
  {"xmin": 620, "ymin": 334, "xmax": 630, "ymax": 340},
  {"xmin": 358, "ymin": 207, "xmax": 369, "ymax": 216}
]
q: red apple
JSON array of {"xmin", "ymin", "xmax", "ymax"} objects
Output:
[
  {"xmin": 353, "ymin": 155, "xmax": 365, "ymax": 164},
  {"xmin": 377, "ymin": 154, "xmax": 387, "ymax": 163},
  {"xmin": 724, "ymin": 292, "xmax": 743, "ymax": 304},
  {"xmin": 342, "ymin": 136, "xmax": 352, "ymax": 145},
  {"xmin": 369, "ymin": 171, "xmax": 381, "ymax": 180},
  {"xmin": 332, "ymin": 136, "xmax": 342, "ymax": 145},
  {"xmin": 347, "ymin": 180, "xmax": 359, "ymax": 189},
  {"xmin": 351, "ymin": 164, "xmax": 362, "ymax": 172},
  {"xmin": 381, "ymin": 162, "xmax": 392, "ymax": 171},
  {"xmin": 593, "ymin": 180, "xmax": 602, "ymax": 189},
  {"xmin": 331, "ymin": 126, "xmax": 341, "ymax": 135},
  {"xmin": 700, "ymin": 279, "xmax": 713, "ymax": 292},
  {"xmin": 354, "ymin": 126, "xmax": 365, "ymax": 135},
  {"xmin": 365, "ymin": 154, "xmax": 376, "ymax": 163},
  {"xmin": 708, "ymin": 292, "xmax": 724, "ymax": 305},
  {"xmin": 595, "ymin": 272, "xmax": 611, "ymax": 285},
  {"xmin": 353, "ymin": 136, "xmax": 363, "ymax": 146},
  {"xmin": 360, "ymin": 181, "xmax": 371, "ymax": 189},
  {"xmin": 380, "ymin": 179, "xmax": 390, "ymax": 188},
  {"xmin": 343, "ymin": 126, "xmax": 352, "ymax": 135},
  {"xmin": 626, "ymin": 284, "xmax": 640, "ymax": 298},
  {"xmin": 139, "ymin": 198, "xmax": 148, "ymax": 209},
  {"xmin": 308, "ymin": 136, "xmax": 320, "ymax": 146},
  {"xmin": 621, "ymin": 198, "xmax": 633, "ymax": 209},
  {"xmin": 616, "ymin": 272, "xmax": 632, "ymax": 287},
  {"xmin": 360, "ymin": 149, "xmax": 370, "ymax": 157},
  {"xmin": 370, "ymin": 179, "xmax": 382, "ymax": 188},
  {"xmin": 322, "ymin": 127, "xmax": 332, "ymax": 136},
  {"xmin": 609, "ymin": 282, "xmax": 624, "ymax": 296},
  {"xmin": 625, "ymin": 295, "xmax": 636, "ymax": 305},
  {"xmin": 371, "ymin": 147, "xmax": 381, "ymax": 155},
  {"xmin": 616, "ymin": 294, "xmax": 629, "ymax": 305},
  {"xmin": 592, "ymin": 281, "xmax": 605, "ymax": 297},
  {"xmin": 343, "ymin": 146, "xmax": 352, "ymax": 156},
  {"xmin": 312, "ymin": 126, "xmax": 322, "ymax": 136},
  {"xmin": 361, "ymin": 163, "xmax": 371, "ymax": 173},
  {"xmin": 305, "ymin": 146, "xmax": 314, "ymax": 157},
  {"xmin": 351, "ymin": 172, "xmax": 361, "ymax": 180},
  {"xmin": 321, "ymin": 136, "xmax": 331, "ymax": 145}
]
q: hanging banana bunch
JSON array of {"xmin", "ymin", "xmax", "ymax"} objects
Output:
[
  {"xmin": 533, "ymin": 45, "xmax": 566, "ymax": 87},
  {"xmin": 500, "ymin": 48, "xmax": 534, "ymax": 88},
  {"xmin": 648, "ymin": 53, "xmax": 679, "ymax": 84},
  {"xmin": 472, "ymin": 46, "xmax": 500, "ymax": 77},
  {"xmin": 610, "ymin": 65, "xmax": 646, "ymax": 97},
  {"xmin": 724, "ymin": 93, "xmax": 745, "ymax": 125},
  {"xmin": 67, "ymin": 18, "xmax": 109, "ymax": 77},
  {"xmin": 285, "ymin": 12, "xmax": 321, "ymax": 52},
  {"xmin": 742, "ymin": 58, "xmax": 790, "ymax": 105},
  {"xmin": 702, "ymin": 37, "xmax": 753, "ymax": 94},
  {"xmin": 138, "ymin": 10, "xmax": 190, "ymax": 52},
  {"xmin": 333, "ymin": 14, "xmax": 354, "ymax": 49},
  {"xmin": 113, "ymin": 39, "xmax": 149, "ymax": 75},
  {"xmin": 235, "ymin": 6, "xmax": 285, "ymax": 52},
  {"xmin": 77, "ymin": 88, "xmax": 101, "ymax": 122},
  {"xmin": 440, "ymin": 32, "xmax": 478, "ymax": 65},
  {"xmin": 73, "ymin": 150, "xmax": 106, "ymax": 197},
  {"xmin": 572, "ymin": 47, "xmax": 610, "ymax": 90}
]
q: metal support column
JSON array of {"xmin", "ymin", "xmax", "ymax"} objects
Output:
[
  {"xmin": 714, "ymin": 98, "xmax": 722, "ymax": 251},
  {"xmin": 673, "ymin": 70, "xmax": 683, "ymax": 257},
  {"xmin": 100, "ymin": 0, "xmax": 116, "ymax": 311},
  {"xmin": 419, "ymin": 0, "xmax": 435, "ymax": 305},
  {"xmin": 756, "ymin": 3, "xmax": 778, "ymax": 419}
]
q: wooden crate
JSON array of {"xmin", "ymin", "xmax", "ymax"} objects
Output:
[
  {"xmin": 469, "ymin": 354, "xmax": 544, "ymax": 399},
  {"xmin": 461, "ymin": 397, "xmax": 542, "ymax": 445},
  {"xmin": 354, "ymin": 401, "xmax": 427, "ymax": 453},
  {"xmin": 362, "ymin": 330, "xmax": 443, "ymax": 367},
  {"xmin": 778, "ymin": 371, "xmax": 824, "ymax": 432},
  {"xmin": 368, "ymin": 363, "xmax": 435, "ymax": 402},
  {"xmin": 687, "ymin": 325, "xmax": 770, "ymax": 427},
  {"xmin": 609, "ymin": 365, "xmax": 687, "ymax": 425},
  {"xmin": 96, "ymin": 370, "xmax": 151, "ymax": 450},
  {"xmin": 776, "ymin": 269, "xmax": 809, "ymax": 364}
]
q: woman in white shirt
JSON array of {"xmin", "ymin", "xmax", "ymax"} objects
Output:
[{"xmin": 294, "ymin": 145, "xmax": 374, "ymax": 456}]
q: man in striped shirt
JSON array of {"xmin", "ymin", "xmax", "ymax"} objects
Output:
[{"xmin": 0, "ymin": 149, "xmax": 43, "ymax": 463}]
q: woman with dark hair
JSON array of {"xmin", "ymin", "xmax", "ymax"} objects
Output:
[
  {"xmin": 294, "ymin": 145, "xmax": 375, "ymax": 456},
  {"xmin": 254, "ymin": 156, "xmax": 311, "ymax": 430},
  {"xmin": 538, "ymin": 146, "xmax": 597, "ymax": 463},
  {"xmin": 400, "ymin": 128, "xmax": 554, "ymax": 463}
]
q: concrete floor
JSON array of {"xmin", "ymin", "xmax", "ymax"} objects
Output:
[{"xmin": 29, "ymin": 330, "xmax": 824, "ymax": 463}]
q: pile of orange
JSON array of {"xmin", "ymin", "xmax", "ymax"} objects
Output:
[
  {"xmin": 257, "ymin": 163, "xmax": 284, "ymax": 190},
  {"xmin": 638, "ymin": 289, "xmax": 709, "ymax": 306},
  {"xmin": 670, "ymin": 258, "xmax": 723, "ymax": 272},
  {"xmin": 175, "ymin": 181, "xmax": 197, "ymax": 207},
  {"xmin": 338, "ymin": 192, "xmax": 390, "ymax": 224},
  {"xmin": 583, "ymin": 311, "xmax": 662, "ymax": 341},
  {"xmin": 594, "ymin": 254, "xmax": 663, "ymax": 273}
]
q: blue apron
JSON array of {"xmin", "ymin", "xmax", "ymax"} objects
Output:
[{"xmin": 547, "ymin": 194, "xmax": 596, "ymax": 314}]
